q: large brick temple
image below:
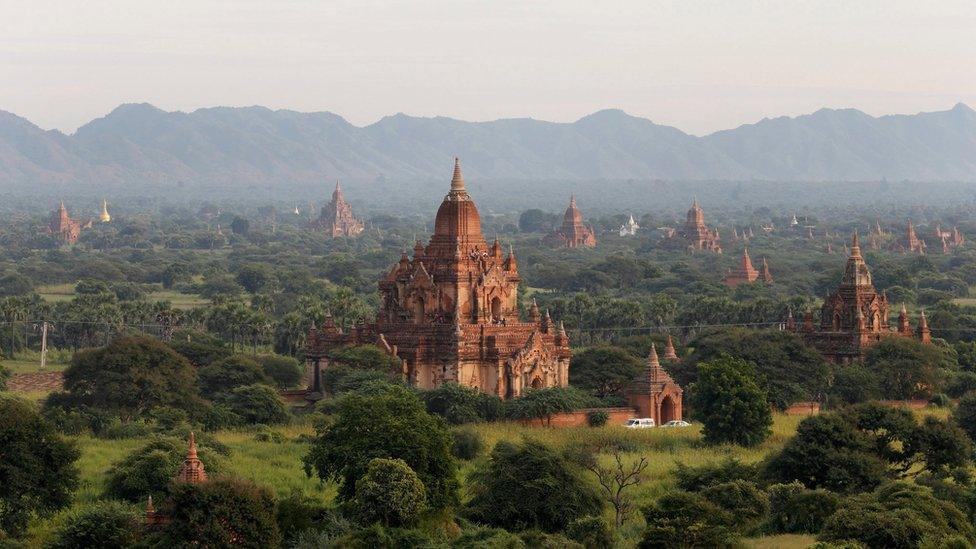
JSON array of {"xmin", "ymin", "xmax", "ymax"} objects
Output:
[
  {"xmin": 306, "ymin": 159, "xmax": 571, "ymax": 398},
  {"xmin": 47, "ymin": 201, "xmax": 89, "ymax": 245},
  {"xmin": 545, "ymin": 195, "xmax": 597, "ymax": 248},
  {"xmin": 789, "ymin": 232, "xmax": 931, "ymax": 363},
  {"xmin": 311, "ymin": 181, "xmax": 364, "ymax": 237},
  {"xmin": 662, "ymin": 198, "xmax": 722, "ymax": 253}
]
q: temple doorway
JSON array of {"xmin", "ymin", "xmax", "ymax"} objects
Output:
[
  {"xmin": 660, "ymin": 395, "xmax": 678, "ymax": 423},
  {"xmin": 490, "ymin": 297, "xmax": 503, "ymax": 321},
  {"xmin": 413, "ymin": 298, "xmax": 425, "ymax": 324},
  {"xmin": 531, "ymin": 376, "xmax": 543, "ymax": 389}
]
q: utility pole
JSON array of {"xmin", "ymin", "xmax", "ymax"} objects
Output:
[{"xmin": 40, "ymin": 321, "xmax": 48, "ymax": 369}]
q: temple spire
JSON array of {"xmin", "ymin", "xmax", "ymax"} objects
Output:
[
  {"xmin": 663, "ymin": 335, "xmax": 679, "ymax": 361},
  {"xmin": 851, "ymin": 230, "xmax": 861, "ymax": 257},
  {"xmin": 451, "ymin": 157, "xmax": 465, "ymax": 191},
  {"xmin": 569, "ymin": 194, "xmax": 577, "ymax": 209}
]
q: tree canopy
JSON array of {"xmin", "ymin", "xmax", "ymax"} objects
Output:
[{"xmin": 689, "ymin": 355, "xmax": 772, "ymax": 446}]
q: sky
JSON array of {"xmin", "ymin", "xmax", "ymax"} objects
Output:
[{"xmin": 1, "ymin": 0, "xmax": 974, "ymax": 135}]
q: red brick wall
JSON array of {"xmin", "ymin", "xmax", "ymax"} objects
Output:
[{"xmin": 516, "ymin": 407, "xmax": 638, "ymax": 428}]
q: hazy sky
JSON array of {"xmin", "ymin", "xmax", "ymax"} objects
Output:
[{"xmin": 1, "ymin": 0, "xmax": 974, "ymax": 135}]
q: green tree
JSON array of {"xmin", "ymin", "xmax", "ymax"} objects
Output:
[
  {"xmin": 685, "ymin": 329, "xmax": 829, "ymax": 409},
  {"xmin": 303, "ymin": 384, "xmax": 458, "ymax": 511},
  {"xmin": 197, "ymin": 355, "xmax": 270, "ymax": 398},
  {"xmin": 220, "ymin": 384, "xmax": 290, "ymax": 425},
  {"xmin": 155, "ymin": 478, "xmax": 281, "ymax": 548},
  {"xmin": 48, "ymin": 336, "xmax": 202, "ymax": 420},
  {"xmin": 465, "ymin": 439, "xmax": 602, "ymax": 532},
  {"xmin": 690, "ymin": 355, "xmax": 772, "ymax": 446},
  {"xmin": 235, "ymin": 264, "xmax": 274, "ymax": 293},
  {"xmin": 569, "ymin": 346, "xmax": 644, "ymax": 399},
  {"xmin": 45, "ymin": 500, "xmax": 140, "ymax": 549},
  {"xmin": 864, "ymin": 337, "xmax": 952, "ymax": 399},
  {"xmin": 354, "ymin": 458, "xmax": 427, "ymax": 527},
  {"xmin": 254, "ymin": 354, "xmax": 304, "ymax": 389},
  {"xmin": 952, "ymin": 391, "xmax": 976, "ymax": 442},
  {"xmin": 504, "ymin": 387, "xmax": 597, "ymax": 426},
  {"xmin": 0, "ymin": 395, "xmax": 80, "ymax": 537},
  {"xmin": 421, "ymin": 382, "xmax": 504, "ymax": 424},
  {"xmin": 763, "ymin": 412, "xmax": 889, "ymax": 493}
]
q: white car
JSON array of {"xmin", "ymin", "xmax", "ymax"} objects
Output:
[
  {"xmin": 661, "ymin": 420, "xmax": 691, "ymax": 428},
  {"xmin": 625, "ymin": 418, "xmax": 656, "ymax": 429}
]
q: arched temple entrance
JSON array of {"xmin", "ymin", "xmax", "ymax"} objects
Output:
[
  {"xmin": 490, "ymin": 296, "xmax": 503, "ymax": 321},
  {"xmin": 531, "ymin": 376, "xmax": 543, "ymax": 389},
  {"xmin": 660, "ymin": 395, "xmax": 678, "ymax": 424}
]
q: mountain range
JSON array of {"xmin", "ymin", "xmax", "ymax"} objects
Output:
[{"xmin": 1, "ymin": 103, "xmax": 975, "ymax": 190}]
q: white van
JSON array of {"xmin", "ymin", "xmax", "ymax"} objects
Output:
[{"xmin": 625, "ymin": 418, "xmax": 655, "ymax": 429}]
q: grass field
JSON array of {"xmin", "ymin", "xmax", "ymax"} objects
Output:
[
  {"xmin": 35, "ymin": 282, "xmax": 208, "ymax": 310},
  {"xmin": 20, "ymin": 414, "xmax": 816, "ymax": 548}
]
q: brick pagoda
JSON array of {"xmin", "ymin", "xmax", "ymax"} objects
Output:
[
  {"xmin": 662, "ymin": 198, "xmax": 721, "ymax": 252},
  {"xmin": 311, "ymin": 181, "xmax": 364, "ymax": 237},
  {"xmin": 790, "ymin": 232, "xmax": 930, "ymax": 363},
  {"xmin": 47, "ymin": 201, "xmax": 89, "ymax": 245},
  {"xmin": 306, "ymin": 159, "xmax": 571, "ymax": 398},
  {"xmin": 723, "ymin": 248, "xmax": 764, "ymax": 287},
  {"xmin": 545, "ymin": 195, "xmax": 597, "ymax": 248},
  {"xmin": 627, "ymin": 343, "xmax": 683, "ymax": 424},
  {"xmin": 889, "ymin": 219, "xmax": 926, "ymax": 254}
]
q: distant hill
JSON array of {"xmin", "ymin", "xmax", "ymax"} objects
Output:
[{"xmin": 1, "ymin": 103, "xmax": 974, "ymax": 190}]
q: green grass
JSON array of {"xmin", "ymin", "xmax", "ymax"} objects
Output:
[
  {"xmin": 744, "ymin": 534, "xmax": 818, "ymax": 548},
  {"xmin": 35, "ymin": 282, "xmax": 207, "ymax": 310},
  {"xmin": 2, "ymin": 357, "xmax": 68, "ymax": 374}
]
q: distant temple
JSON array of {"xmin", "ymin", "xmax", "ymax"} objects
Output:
[
  {"xmin": 789, "ymin": 233, "xmax": 930, "ymax": 363},
  {"xmin": 306, "ymin": 159, "xmax": 571, "ymax": 398},
  {"xmin": 723, "ymin": 248, "xmax": 773, "ymax": 287},
  {"xmin": 889, "ymin": 219, "xmax": 926, "ymax": 254},
  {"xmin": 311, "ymin": 181, "xmax": 364, "ymax": 238},
  {"xmin": 545, "ymin": 196, "xmax": 597, "ymax": 248},
  {"xmin": 661, "ymin": 198, "xmax": 721, "ymax": 253},
  {"xmin": 99, "ymin": 200, "xmax": 111, "ymax": 223},
  {"xmin": 933, "ymin": 224, "xmax": 964, "ymax": 253},
  {"xmin": 619, "ymin": 214, "xmax": 640, "ymax": 236},
  {"xmin": 627, "ymin": 343, "xmax": 683, "ymax": 424},
  {"xmin": 47, "ymin": 201, "xmax": 89, "ymax": 245}
]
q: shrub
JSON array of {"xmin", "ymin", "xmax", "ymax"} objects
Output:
[
  {"xmin": 421, "ymin": 382, "xmax": 504, "ymax": 424},
  {"xmin": 519, "ymin": 530, "xmax": 584, "ymax": 548},
  {"xmin": 505, "ymin": 387, "xmax": 598, "ymax": 425},
  {"xmin": 566, "ymin": 516, "xmax": 613, "ymax": 549},
  {"xmin": 451, "ymin": 428, "xmax": 483, "ymax": 460},
  {"xmin": 930, "ymin": 393, "xmax": 952, "ymax": 408},
  {"xmin": 103, "ymin": 436, "xmax": 224, "ymax": 503},
  {"xmin": 201, "ymin": 403, "xmax": 243, "ymax": 430},
  {"xmin": 156, "ymin": 478, "xmax": 281, "ymax": 547},
  {"xmin": 198, "ymin": 355, "xmax": 270, "ymax": 398},
  {"xmin": 148, "ymin": 406, "xmax": 190, "ymax": 431},
  {"xmin": 220, "ymin": 384, "xmax": 290, "ymax": 425},
  {"xmin": 453, "ymin": 527, "xmax": 526, "ymax": 548},
  {"xmin": 764, "ymin": 482, "xmax": 840, "ymax": 534},
  {"xmin": 586, "ymin": 410, "xmax": 609, "ymax": 427},
  {"xmin": 275, "ymin": 491, "xmax": 349, "ymax": 541},
  {"xmin": 45, "ymin": 501, "xmax": 140, "ymax": 549},
  {"xmin": 254, "ymin": 428, "xmax": 286, "ymax": 443},
  {"xmin": 640, "ymin": 490, "xmax": 736, "ymax": 548},
  {"xmin": 465, "ymin": 439, "xmax": 602, "ymax": 532},
  {"xmin": 96, "ymin": 418, "xmax": 155, "ymax": 440},
  {"xmin": 167, "ymin": 339, "xmax": 230, "ymax": 368},
  {"xmin": 674, "ymin": 458, "xmax": 760, "ymax": 491},
  {"xmin": 256, "ymin": 354, "xmax": 304, "ymax": 389},
  {"xmin": 354, "ymin": 458, "xmax": 427, "ymax": 527},
  {"xmin": 331, "ymin": 525, "xmax": 434, "ymax": 548},
  {"xmin": 699, "ymin": 480, "xmax": 769, "ymax": 533},
  {"xmin": 818, "ymin": 482, "xmax": 975, "ymax": 548}
]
